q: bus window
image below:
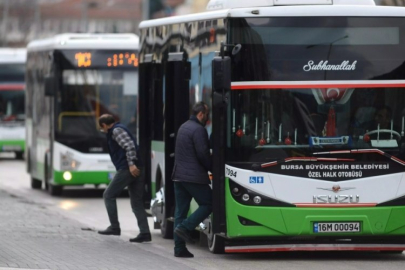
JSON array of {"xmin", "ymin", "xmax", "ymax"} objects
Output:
[{"xmin": 57, "ymin": 70, "xmax": 137, "ymax": 143}]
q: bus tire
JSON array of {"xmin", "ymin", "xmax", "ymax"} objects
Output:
[
  {"xmin": 208, "ymin": 234, "xmax": 225, "ymax": 254},
  {"xmin": 45, "ymin": 157, "xmax": 63, "ymax": 196},
  {"xmin": 30, "ymin": 177, "xmax": 42, "ymax": 189},
  {"xmin": 156, "ymin": 171, "xmax": 174, "ymax": 239},
  {"xmin": 48, "ymin": 184, "xmax": 63, "ymax": 196},
  {"xmin": 15, "ymin": 152, "xmax": 24, "ymax": 160},
  {"xmin": 26, "ymin": 149, "xmax": 31, "ymax": 173},
  {"xmin": 161, "ymin": 217, "xmax": 174, "ymax": 239}
]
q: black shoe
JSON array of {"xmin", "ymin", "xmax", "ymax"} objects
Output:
[
  {"xmin": 175, "ymin": 249, "xmax": 194, "ymax": 258},
  {"xmin": 174, "ymin": 227, "xmax": 195, "ymax": 244},
  {"xmin": 98, "ymin": 226, "xmax": 121, "ymax": 236},
  {"xmin": 129, "ymin": 233, "xmax": 151, "ymax": 243}
]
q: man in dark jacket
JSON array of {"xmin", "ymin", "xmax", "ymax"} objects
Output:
[
  {"xmin": 172, "ymin": 102, "xmax": 212, "ymax": 258},
  {"xmin": 97, "ymin": 114, "xmax": 151, "ymax": 243}
]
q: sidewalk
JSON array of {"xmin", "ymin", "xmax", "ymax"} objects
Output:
[{"xmin": 0, "ymin": 189, "xmax": 190, "ymax": 270}]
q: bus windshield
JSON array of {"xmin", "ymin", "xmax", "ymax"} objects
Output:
[
  {"xmin": 0, "ymin": 86, "xmax": 25, "ymax": 123},
  {"xmin": 227, "ymin": 17, "xmax": 405, "ymax": 163},
  {"xmin": 227, "ymin": 87, "xmax": 405, "ymax": 163},
  {"xmin": 229, "ymin": 17, "xmax": 405, "ymax": 81},
  {"xmin": 0, "ymin": 64, "xmax": 25, "ymax": 82},
  {"xmin": 56, "ymin": 69, "xmax": 138, "ymax": 153}
]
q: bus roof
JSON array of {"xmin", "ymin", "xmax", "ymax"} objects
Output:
[
  {"xmin": 27, "ymin": 33, "xmax": 139, "ymax": 52},
  {"xmin": 205, "ymin": 0, "xmax": 375, "ymax": 10},
  {"xmin": 0, "ymin": 48, "xmax": 26, "ymax": 64},
  {"xmin": 139, "ymin": 4, "xmax": 405, "ymax": 29}
]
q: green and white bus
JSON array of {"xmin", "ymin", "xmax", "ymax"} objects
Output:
[
  {"xmin": 0, "ymin": 48, "xmax": 26, "ymax": 159},
  {"xmin": 26, "ymin": 34, "xmax": 140, "ymax": 196},
  {"xmin": 139, "ymin": 0, "xmax": 405, "ymax": 253}
]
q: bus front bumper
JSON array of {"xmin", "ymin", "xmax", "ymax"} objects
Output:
[
  {"xmin": 0, "ymin": 140, "xmax": 25, "ymax": 153},
  {"xmin": 53, "ymin": 170, "xmax": 114, "ymax": 185}
]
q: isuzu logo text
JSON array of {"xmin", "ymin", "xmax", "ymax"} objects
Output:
[
  {"xmin": 303, "ymin": 60, "xmax": 357, "ymax": 72},
  {"xmin": 313, "ymin": 195, "xmax": 360, "ymax": 204}
]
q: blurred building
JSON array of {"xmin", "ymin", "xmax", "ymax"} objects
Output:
[
  {"xmin": 3, "ymin": 0, "xmax": 400, "ymax": 47},
  {"xmin": 148, "ymin": 0, "xmax": 209, "ymax": 19},
  {"xmin": 0, "ymin": 0, "xmax": 208, "ymax": 47},
  {"xmin": 0, "ymin": 0, "xmax": 145, "ymax": 46}
]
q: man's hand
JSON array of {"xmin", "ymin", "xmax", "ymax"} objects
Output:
[{"xmin": 129, "ymin": 165, "xmax": 140, "ymax": 177}]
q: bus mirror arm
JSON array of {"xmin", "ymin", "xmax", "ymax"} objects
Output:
[{"xmin": 212, "ymin": 57, "xmax": 231, "ymax": 96}]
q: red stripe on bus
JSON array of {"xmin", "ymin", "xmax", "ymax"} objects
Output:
[
  {"xmin": 294, "ymin": 203, "xmax": 376, "ymax": 208},
  {"xmin": 316, "ymin": 158, "xmax": 355, "ymax": 161},
  {"xmin": 261, "ymin": 162, "xmax": 278, "ymax": 168},
  {"xmin": 0, "ymin": 84, "xmax": 24, "ymax": 91},
  {"xmin": 391, "ymin": 156, "xmax": 405, "ymax": 165},
  {"xmin": 231, "ymin": 83, "xmax": 405, "ymax": 90}
]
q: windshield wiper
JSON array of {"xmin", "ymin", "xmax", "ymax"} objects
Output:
[{"xmin": 313, "ymin": 149, "xmax": 405, "ymax": 167}]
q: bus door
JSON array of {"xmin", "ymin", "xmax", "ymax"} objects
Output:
[
  {"xmin": 139, "ymin": 55, "xmax": 161, "ymax": 209},
  {"xmin": 211, "ymin": 55, "xmax": 231, "ymax": 237},
  {"xmin": 163, "ymin": 52, "xmax": 190, "ymax": 235}
]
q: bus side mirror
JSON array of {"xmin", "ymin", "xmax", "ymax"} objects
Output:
[
  {"xmin": 44, "ymin": 75, "xmax": 55, "ymax": 96},
  {"xmin": 212, "ymin": 56, "xmax": 231, "ymax": 94}
]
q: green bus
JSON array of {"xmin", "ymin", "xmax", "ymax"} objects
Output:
[
  {"xmin": 139, "ymin": 0, "xmax": 405, "ymax": 253},
  {"xmin": 26, "ymin": 34, "xmax": 141, "ymax": 195},
  {"xmin": 0, "ymin": 48, "xmax": 26, "ymax": 159}
]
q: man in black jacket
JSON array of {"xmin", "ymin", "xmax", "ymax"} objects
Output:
[
  {"xmin": 172, "ymin": 102, "xmax": 212, "ymax": 258},
  {"xmin": 97, "ymin": 114, "xmax": 151, "ymax": 243}
]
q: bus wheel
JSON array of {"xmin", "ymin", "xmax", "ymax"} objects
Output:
[
  {"xmin": 26, "ymin": 149, "xmax": 31, "ymax": 173},
  {"xmin": 208, "ymin": 234, "xmax": 225, "ymax": 254},
  {"xmin": 48, "ymin": 184, "xmax": 63, "ymax": 196},
  {"xmin": 45, "ymin": 159, "xmax": 63, "ymax": 196},
  {"xmin": 158, "ymin": 177, "xmax": 174, "ymax": 239},
  {"xmin": 160, "ymin": 188, "xmax": 173, "ymax": 238},
  {"xmin": 161, "ymin": 216, "xmax": 174, "ymax": 239},
  {"xmin": 15, "ymin": 152, "xmax": 24, "ymax": 160},
  {"xmin": 30, "ymin": 177, "xmax": 42, "ymax": 189}
]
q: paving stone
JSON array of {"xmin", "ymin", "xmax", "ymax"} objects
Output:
[{"xmin": 0, "ymin": 190, "xmax": 189, "ymax": 270}]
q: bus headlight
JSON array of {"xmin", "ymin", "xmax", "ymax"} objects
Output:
[
  {"xmin": 242, "ymin": 194, "xmax": 250, "ymax": 201},
  {"xmin": 229, "ymin": 179, "xmax": 294, "ymax": 207},
  {"xmin": 63, "ymin": 171, "xmax": 72, "ymax": 181},
  {"xmin": 253, "ymin": 196, "xmax": 262, "ymax": 204},
  {"xmin": 232, "ymin": 187, "xmax": 241, "ymax": 196},
  {"xmin": 61, "ymin": 153, "xmax": 80, "ymax": 171}
]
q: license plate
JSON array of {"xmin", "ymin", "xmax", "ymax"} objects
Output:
[
  {"xmin": 2, "ymin": 145, "xmax": 21, "ymax": 151},
  {"xmin": 108, "ymin": 172, "xmax": 116, "ymax": 181},
  {"xmin": 314, "ymin": 222, "xmax": 361, "ymax": 233}
]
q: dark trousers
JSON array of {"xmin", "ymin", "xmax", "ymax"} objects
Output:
[
  {"xmin": 174, "ymin": 181, "xmax": 212, "ymax": 252},
  {"xmin": 103, "ymin": 169, "xmax": 150, "ymax": 234}
]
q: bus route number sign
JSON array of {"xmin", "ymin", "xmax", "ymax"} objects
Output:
[
  {"xmin": 226, "ymin": 168, "xmax": 237, "ymax": 178},
  {"xmin": 74, "ymin": 52, "xmax": 139, "ymax": 68}
]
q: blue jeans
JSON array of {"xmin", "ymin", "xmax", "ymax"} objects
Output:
[
  {"xmin": 174, "ymin": 181, "xmax": 212, "ymax": 253},
  {"xmin": 103, "ymin": 169, "xmax": 150, "ymax": 234}
]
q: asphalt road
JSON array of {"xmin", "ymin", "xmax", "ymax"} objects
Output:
[{"xmin": 1, "ymin": 153, "xmax": 405, "ymax": 270}]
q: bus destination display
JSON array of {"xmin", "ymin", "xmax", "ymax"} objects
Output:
[
  {"xmin": 59, "ymin": 50, "xmax": 139, "ymax": 69},
  {"xmin": 75, "ymin": 52, "xmax": 139, "ymax": 68}
]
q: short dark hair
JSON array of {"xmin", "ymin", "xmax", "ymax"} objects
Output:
[
  {"xmin": 98, "ymin": 114, "xmax": 115, "ymax": 126},
  {"xmin": 192, "ymin": 101, "xmax": 208, "ymax": 116}
]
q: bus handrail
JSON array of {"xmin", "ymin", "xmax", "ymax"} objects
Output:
[{"xmin": 58, "ymin": 111, "xmax": 96, "ymax": 131}]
